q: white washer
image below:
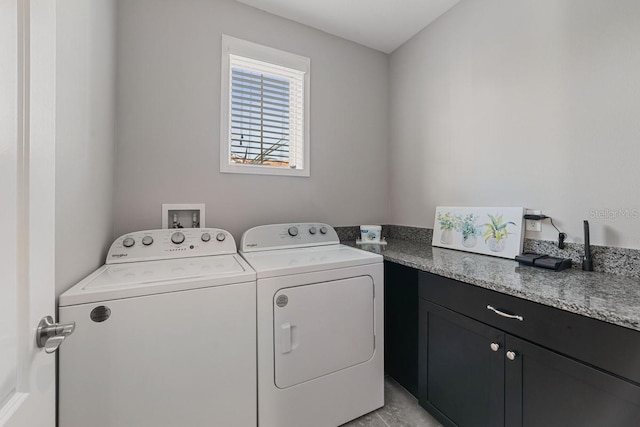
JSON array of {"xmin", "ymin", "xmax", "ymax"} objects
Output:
[
  {"xmin": 240, "ymin": 223, "xmax": 384, "ymax": 427},
  {"xmin": 59, "ymin": 228, "xmax": 256, "ymax": 427}
]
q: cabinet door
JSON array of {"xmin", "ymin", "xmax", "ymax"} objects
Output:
[
  {"xmin": 419, "ymin": 301, "xmax": 505, "ymax": 427},
  {"xmin": 505, "ymin": 335, "xmax": 640, "ymax": 427},
  {"xmin": 384, "ymin": 261, "xmax": 419, "ymax": 396}
]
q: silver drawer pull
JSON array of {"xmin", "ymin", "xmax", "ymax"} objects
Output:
[{"xmin": 487, "ymin": 305, "xmax": 524, "ymax": 321}]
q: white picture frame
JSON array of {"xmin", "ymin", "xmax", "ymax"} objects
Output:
[
  {"xmin": 161, "ymin": 204, "xmax": 206, "ymax": 229},
  {"xmin": 432, "ymin": 206, "xmax": 525, "ymax": 259}
]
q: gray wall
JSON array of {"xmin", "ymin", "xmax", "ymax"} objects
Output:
[
  {"xmin": 389, "ymin": 0, "xmax": 640, "ymax": 248},
  {"xmin": 55, "ymin": 0, "xmax": 116, "ymax": 297},
  {"xmin": 114, "ymin": 0, "xmax": 389, "ymax": 241}
]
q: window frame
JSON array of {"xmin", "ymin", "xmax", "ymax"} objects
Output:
[{"xmin": 220, "ymin": 35, "xmax": 311, "ymax": 177}]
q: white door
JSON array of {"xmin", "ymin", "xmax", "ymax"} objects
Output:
[{"xmin": 0, "ymin": 0, "xmax": 57, "ymax": 426}]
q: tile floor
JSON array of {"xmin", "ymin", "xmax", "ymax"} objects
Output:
[{"xmin": 342, "ymin": 376, "xmax": 442, "ymax": 427}]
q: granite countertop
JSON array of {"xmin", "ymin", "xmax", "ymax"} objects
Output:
[{"xmin": 347, "ymin": 238, "xmax": 640, "ymax": 332}]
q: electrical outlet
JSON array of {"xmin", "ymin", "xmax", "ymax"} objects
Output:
[
  {"xmin": 525, "ymin": 209, "xmax": 542, "ymax": 232},
  {"xmin": 526, "ymin": 220, "xmax": 542, "ymax": 232}
]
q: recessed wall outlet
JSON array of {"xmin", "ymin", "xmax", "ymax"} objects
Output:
[
  {"xmin": 162, "ymin": 203, "xmax": 206, "ymax": 229},
  {"xmin": 525, "ymin": 209, "xmax": 542, "ymax": 232}
]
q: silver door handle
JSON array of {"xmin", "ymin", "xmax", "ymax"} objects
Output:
[
  {"xmin": 486, "ymin": 305, "xmax": 524, "ymax": 321},
  {"xmin": 37, "ymin": 316, "xmax": 75, "ymax": 354},
  {"xmin": 281, "ymin": 323, "xmax": 292, "ymax": 354}
]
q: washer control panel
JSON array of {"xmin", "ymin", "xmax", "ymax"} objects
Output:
[
  {"xmin": 106, "ymin": 228, "xmax": 237, "ymax": 264},
  {"xmin": 240, "ymin": 223, "xmax": 339, "ymax": 253}
]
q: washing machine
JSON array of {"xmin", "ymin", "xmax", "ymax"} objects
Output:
[
  {"xmin": 58, "ymin": 228, "xmax": 256, "ymax": 427},
  {"xmin": 240, "ymin": 223, "xmax": 384, "ymax": 427}
]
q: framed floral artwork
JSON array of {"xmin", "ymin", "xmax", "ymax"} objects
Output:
[{"xmin": 432, "ymin": 207, "xmax": 525, "ymax": 259}]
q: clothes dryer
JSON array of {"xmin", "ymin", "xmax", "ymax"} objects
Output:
[{"xmin": 240, "ymin": 223, "xmax": 384, "ymax": 427}]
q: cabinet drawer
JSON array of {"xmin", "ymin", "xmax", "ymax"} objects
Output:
[{"xmin": 419, "ymin": 271, "xmax": 640, "ymax": 385}]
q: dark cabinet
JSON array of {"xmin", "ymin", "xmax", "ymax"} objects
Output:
[
  {"xmin": 505, "ymin": 335, "xmax": 640, "ymax": 427},
  {"xmin": 384, "ymin": 261, "xmax": 419, "ymax": 397},
  {"xmin": 418, "ymin": 271, "xmax": 640, "ymax": 427},
  {"xmin": 419, "ymin": 301, "xmax": 504, "ymax": 427}
]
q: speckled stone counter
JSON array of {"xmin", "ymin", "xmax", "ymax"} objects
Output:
[{"xmin": 347, "ymin": 238, "xmax": 640, "ymax": 332}]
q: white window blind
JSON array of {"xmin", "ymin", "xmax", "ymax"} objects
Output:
[
  {"xmin": 220, "ymin": 35, "xmax": 310, "ymax": 177},
  {"xmin": 229, "ymin": 55, "xmax": 305, "ymax": 170}
]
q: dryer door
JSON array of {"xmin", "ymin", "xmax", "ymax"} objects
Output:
[{"xmin": 273, "ymin": 275, "xmax": 375, "ymax": 389}]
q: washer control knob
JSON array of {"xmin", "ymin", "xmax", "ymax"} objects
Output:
[
  {"xmin": 171, "ymin": 232, "xmax": 185, "ymax": 245},
  {"xmin": 141, "ymin": 236, "xmax": 154, "ymax": 246},
  {"xmin": 201, "ymin": 233, "xmax": 211, "ymax": 242},
  {"xmin": 309, "ymin": 226, "xmax": 317, "ymax": 235},
  {"xmin": 288, "ymin": 226, "xmax": 299, "ymax": 237},
  {"xmin": 216, "ymin": 232, "xmax": 226, "ymax": 242},
  {"xmin": 319, "ymin": 226, "xmax": 328, "ymax": 235},
  {"xmin": 122, "ymin": 237, "xmax": 135, "ymax": 248}
]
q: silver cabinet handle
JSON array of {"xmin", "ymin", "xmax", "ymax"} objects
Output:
[
  {"xmin": 37, "ymin": 316, "xmax": 76, "ymax": 354},
  {"xmin": 486, "ymin": 305, "xmax": 523, "ymax": 321},
  {"xmin": 490, "ymin": 342, "xmax": 500, "ymax": 352},
  {"xmin": 506, "ymin": 351, "xmax": 517, "ymax": 361}
]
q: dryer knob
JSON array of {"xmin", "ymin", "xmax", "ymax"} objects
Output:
[
  {"xmin": 216, "ymin": 232, "xmax": 226, "ymax": 242},
  {"xmin": 141, "ymin": 236, "xmax": 154, "ymax": 246},
  {"xmin": 171, "ymin": 232, "xmax": 185, "ymax": 245},
  {"xmin": 201, "ymin": 233, "xmax": 211, "ymax": 242},
  {"xmin": 288, "ymin": 226, "xmax": 299, "ymax": 237},
  {"xmin": 319, "ymin": 226, "xmax": 328, "ymax": 235},
  {"xmin": 122, "ymin": 237, "xmax": 135, "ymax": 248},
  {"xmin": 309, "ymin": 226, "xmax": 317, "ymax": 235}
]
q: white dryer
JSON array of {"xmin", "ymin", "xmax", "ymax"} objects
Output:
[
  {"xmin": 240, "ymin": 223, "xmax": 384, "ymax": 427},
  {"xmin": 58, "ymin": 228, "xmax": 256, "ymax": 427}
]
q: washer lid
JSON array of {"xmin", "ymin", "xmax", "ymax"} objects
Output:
[
  {"xmin": 59, "ymin": 254, "xmax": 256, "ymax": 306},
  {"xmin": 240, "ymin": 244, "xmax": 382, "ymax": 279}
]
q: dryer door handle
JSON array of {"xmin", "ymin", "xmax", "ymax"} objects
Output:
[{"xmin": 281, "ymin": 323, "xmax": 292, "ymax": 354}]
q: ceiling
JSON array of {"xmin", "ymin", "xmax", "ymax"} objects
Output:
[{"xmin": 234, "ymin": 0, "xmax": 461, "ymax": 54}]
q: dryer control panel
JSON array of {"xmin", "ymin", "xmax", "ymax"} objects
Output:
[
  {"xmin": 240, "ymin": 223, "xmax": 340, "ymax": 253},
  {"xmin": 106, "ymin": 228, "xmax": 237, "ymax": 264}
]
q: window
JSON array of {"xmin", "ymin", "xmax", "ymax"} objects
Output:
[{"xmin": 220, "ymin": 35, "xmax": 310, "ymax": 177}]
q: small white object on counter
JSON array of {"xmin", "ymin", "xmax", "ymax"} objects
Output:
[{"xmin": 360, "ymin": 225, "xmax": 382, "ymax": 242}]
